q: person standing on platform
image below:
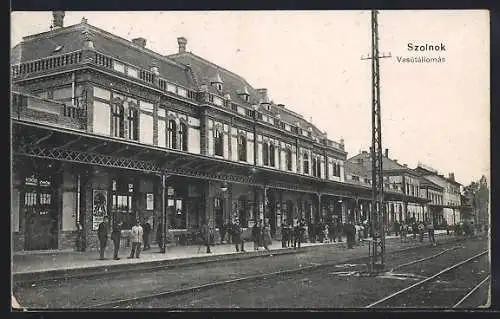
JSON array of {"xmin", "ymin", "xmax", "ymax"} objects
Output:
[
  {"xmin": 201, "ymin": 221, "xmax": 212, "ymax": 254},
  {"xmin": 262, "ymin": 220, "xmax": 272, "ymax": 251},
  {"xmin": 156, "ymin": 221, "xmax": 164, "ymax": 252},
  {"xmin": 232, "ymin": 220, "xmax": 245, "ymax": 252},
  {"xmin": 281, "ymin": 221, "xmax": 288, "ymax": 248},
  {"xmin": 252, "ymin": 220, "xmax": 261, "ymax": 250},
  {"xmin": 427, "ymin": 220, "xmax": 435, "ymax": 244},
  {"xmin": 129, "ymin": 220, "xmax": 143, "ymax": 259},
  {"xmin": 97, "ymin": 216, "xmax": 109, "ymax": 260},
  {"xmin": 111, "ymin": 221, "xmax": 122, "ymax": 260},
  {"xmin": 142, "ymin": 219, "xmax": 151, "ymax": 251},
  {"xmin": 336, "ymin": 218, "xmax": 343, "ymax": 243},
  {"xmin": 418, "ymin": 220, "xmax": 425, "ymax": 242},
  {"xmin": 346, "ymin": 220, "xmax": 356, "ymax": 249}
]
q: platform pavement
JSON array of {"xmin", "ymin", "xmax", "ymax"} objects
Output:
[{"xmin": 12, "ymin": 230, "xmax": 451, "ymax": 283}]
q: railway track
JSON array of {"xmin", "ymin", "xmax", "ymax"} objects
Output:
[
  {"xmin": 365, "ymin": 250, "xmax": 489, "ymax": 308},
  {"xmin": 89, "ymin": 240, "xmax": 470, "ymax": 309}
]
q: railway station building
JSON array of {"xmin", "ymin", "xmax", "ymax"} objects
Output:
[{"xmin": 12, "ymin": 12, "xmax": 437, "ymax": 252}]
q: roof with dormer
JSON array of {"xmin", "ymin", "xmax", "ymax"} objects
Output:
[
  {"xmin": 167, "ymin": 50, "xmax": 332, "ymax": 141},
  {"xmin": 12, "ymin": 21, "xmax": 197, "ymax": 90},
  {"xmin": 348, "ymin": 151, "xmax": 419, "ymax": 176}
]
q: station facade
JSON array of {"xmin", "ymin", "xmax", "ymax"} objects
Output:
[{"xmin": 11, "ymin": 13, "xmax": 454, "ymax": 252}]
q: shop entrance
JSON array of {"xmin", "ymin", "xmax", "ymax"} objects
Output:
[{"xmin": 23, "ymin": 162, "xmax": 59, "ymax": 250}]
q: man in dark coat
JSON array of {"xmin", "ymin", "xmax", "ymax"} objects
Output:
[
  {"xmin": 281, "ymin": 222, "xmax": 288, "ymax": 248},
  {"xmin": 252, "ymin": 220, "xmax": 261, "ymax": 250},
  {"xmin": 201, "ymin": 221, "xmax": 212, "ymax": 253},
  {"xmin": 97, "ymin": 216, "xmax": 109, "ymax": 260},
  {"xmin": 156, "ymin": 221, "xmax": 164, "ymax": 252},
  {"xmin": 111, "ymin": 221, "xmax": 122, "ymax": 260},
  {"xmin": 142, "ymin": 220, "xmax": 151, "ymax": 250},
  {"xmin": 345, "ymin": 220, "xmax": 356, "ymax": 249},
  {"xmin": 336, "ymin": 218, "xmax": 343, "ymax": 243},
  {"xmin": 232, "ymin": 220, "xmax": 245, "ymax": 252}
]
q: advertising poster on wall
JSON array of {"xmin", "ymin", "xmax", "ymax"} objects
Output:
[{"xmin": 92, "ymin": 189, "xmax": 108, "ymax": 230}]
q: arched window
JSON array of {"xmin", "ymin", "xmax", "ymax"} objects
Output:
[
  {"xmin": 333, "ymin": 163, "xmax": 337, "ymax": 178},
  {"xmin": 263, "ymin": 142, "xmax": 269, "ymax": 166},
  {"xmin": 167, "ymin": 120, "xmax": 177, "ymax": 149},
  {"xmin": 316, "ymin": 159, "xmax": 322, "ymax": 178},
  {"xmin": 312, "ymin": 158, "xmax": 318, "ymax": 177},
  {"xmin": 179, "ymin": 122, "xmax": 188, "ymax": 151},
  {"xmin": 127, "ymin": 106, "xmax": 138, "ymax": 141},
  {"xmin": 214, "ymin": 129, "xmax": 223, "ymax": 156},
  {"xmin": 269, "ymin": 143, "xmax": 275, "ymax": 167},
  {"xmin": 303, "ymin": 152, "xmax": 309, "ymax": 175},
  {"xmin": 111, "ymin": 101, "xmax": 124, "ymax": 138},
  {"xmin": 285, "ymin": 149, "xmax": 292, "ymax": 171},
  {"xmin": 336, "ymin": 162, "xmax": 341, "ymax": 177},
  {"xmin": 238, "ymin": 134, "xmax": 247, "ymax": 162}
]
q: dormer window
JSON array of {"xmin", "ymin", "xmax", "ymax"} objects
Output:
[
  {"xmin": 210, "ymin": 72, "xmax": 224, "ymax": 91},
  {"xmin": 238, "ymin": 86, "xmax": 250, "ymax": 103}
]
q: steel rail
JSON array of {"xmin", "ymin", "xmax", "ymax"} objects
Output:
[
  {"xmin": 452, "ymin": 274, "xmax": 490, "ymax": 308},
  {"xmin": 88, "ymin": 239, "xmax": 465, "ymax": 309},
  {"xmin": 365, "ymin": 250, "xmax": 489, "ymax": 308}
]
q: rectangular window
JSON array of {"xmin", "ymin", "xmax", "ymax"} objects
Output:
[
  {"xmin": 113, "ymin": 61, "xmax": 125, "ymax": 73},
  {"xmin": 167, "ymin": 83, "xmax": 176, "ymax": 93},
  {"xmin": 178, "ymin": 88, "xmax": 187, "ymax": 97},
  {"xmin": 213, "ymin": 96, "xmax": 223, "ymax": 106},
  {"xmin": 126, "ymin": 67, "xmax": 139, "ymax": 78}
]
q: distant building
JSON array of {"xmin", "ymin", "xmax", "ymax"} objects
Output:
[
  {"xmin": 347, "ymin": 148, "xmax": 429, "ymax": 226},
  {"xmin": 414, "ymin": 165, "xmax": 462, "ymax": 226}
]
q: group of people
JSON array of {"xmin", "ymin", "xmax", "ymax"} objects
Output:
[
  {"xmin": 97, "ymin": 216, "xmax": 152, "ymax": 260},
  {"xmin": 392, "ymin": 219, "xmax": 436, "ymax": 244}
]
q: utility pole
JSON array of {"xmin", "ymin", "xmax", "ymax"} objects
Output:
[{"xmin": 361, "ymin": 10, "xmax": 391, "ymax": 273}]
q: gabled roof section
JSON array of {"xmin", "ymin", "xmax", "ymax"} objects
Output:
[
  {"xmin": 419, "ymin": 176, "xmax": 444, "ymax": 191},
  {"xmin": 348, "ymin": 151, "xmax": 408, "ymax": 172},
  {"xmin": 168, "ymin": 51, "xmax": 261, "ymax": 105},
  {"xmin": 10, "ymin": 43, "xmax": 23, "ymax": 65},
  {"xmin": 13, "ymin": 21, "xmax": 197, "ymax": 90},
  {"xmin": 344, "ymin": 160, "xmax": 370, "ymax": 178},
  {"xmin": 168, "ymin": 50, "xmax": 330, "ymax": 139}
]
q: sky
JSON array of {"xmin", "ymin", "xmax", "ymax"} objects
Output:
[{"xmin": 10, "ymin": 10, "xmax": 490, "ymax": 186}]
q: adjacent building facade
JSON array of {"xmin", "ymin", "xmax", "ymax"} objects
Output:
[
  {"xmin": 414, "ymin": 164, "xmax": 462, "ymax": 226},
  {"xmin": 10, "ymin": 12, "xmax": 461, "ymax": 252}
]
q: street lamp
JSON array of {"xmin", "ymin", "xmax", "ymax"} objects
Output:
[{"xmin": 220, "ymin": 182, "xmax": 229, "ymax": 243}]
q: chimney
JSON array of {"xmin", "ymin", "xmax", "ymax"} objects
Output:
[
  {"xmin": 132, "ymin": 37, "xmax": 147, "ymax": 48},
  {"xmin": 177, "ymin": 37, "xmax": 187, "ymax": 53},
  {"xmin": 52, "ymin": 11, "xmax": 65, "ymax": 29},
  {"xmin": 385, "ymin": 148, "xmax": 389, "ymax": 158},
  {"xmin": 449, "ymin": 173, "xmax": 455, "ymax": 181},
  {"xmin": 256, "ymin": 88, "xmax": 269, "ymax": 104}
]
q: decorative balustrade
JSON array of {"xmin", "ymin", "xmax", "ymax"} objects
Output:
[
  {"xmin": 11, "ymin": 49, "xmax": 345, "ymax": 151},
  {"xmin": 11, "ymin": 51, "xmax": 83, "ymax": 78},
  {"xmin": 11, "ymin": 91, "xmax": 86, "ymax": 129}
]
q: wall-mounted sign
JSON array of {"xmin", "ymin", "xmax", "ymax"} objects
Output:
[
  {"xmin": 146, "ymin": 193, "xmax": 154, "ymax": 210},
  {"xmin": 167, "ymin": 187, "xmax": 175, "ymax": 196},
  {"xmin": 92, "ymin": 189, "xmax": 108, "ymax": 230}
]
